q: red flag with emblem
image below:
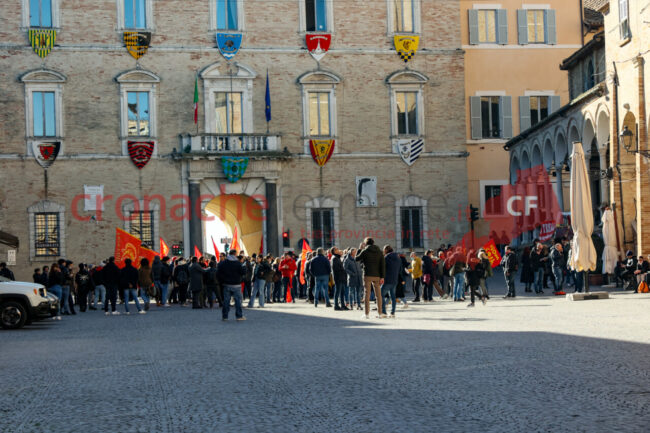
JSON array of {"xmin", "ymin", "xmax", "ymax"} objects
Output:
[
  {"xmin": 159, "ymin": 237, "xmax": 169, "ymax": 258},
  {"xmin": 299, "ymin": 239, "xmax": 313, "ymax": 285}
]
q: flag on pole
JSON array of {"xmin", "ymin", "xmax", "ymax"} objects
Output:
[
  {"xmin": 231, "ymin": 226, "xmax": 240, "ymax": 253},
  {"xmin": 299, "ymin": 239, "xmax": 313, "ymax": 285},
  {"xmin": 211, "ymin": 236, "xmax": 221, "ymax": 262},
  {"xmin": 259, "ymin": 236, "xmax": 264, "ymax": 255},
  {"xmin": 194, "ymin": 245, "xmax": 201, "ymax": 258},
  {"xmin": 114, "ymin": 228, "xmax": 141, "ymax": 269},
  {"xmin": 138, "ymin": 247, "xmax": 158, "ymax": 269},
  {"xmin": 265, "ymin": 70, "xmax": 271, "ymax": 123},
  {"xmin": 159, "ymin": 237, "xmax": 169, "ymax": 258},
  {"xmin": 193, "ymin": 74, "xmax": 199, "ymax": 124}
]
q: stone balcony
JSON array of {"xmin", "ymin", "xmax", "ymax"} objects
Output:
[{"xmin": 179, "ymin": 133, "xmax": 286, "ymax": 156}]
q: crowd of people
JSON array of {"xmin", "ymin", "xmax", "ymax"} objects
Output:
[{"xmin": 3, "ymin": 233, "xmax": 646, "ymax": 323}]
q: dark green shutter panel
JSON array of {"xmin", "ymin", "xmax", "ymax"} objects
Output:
[
  {"xmin": 517, "ymin": 10, "xmax": 528, "ymax": 45},
  {"xmin": 545, "ymin": 9, "xmax": 557, "ymax": 45},
  {"xmin": 497, "ymin": 9, "xmax": 508, "ymax": 44},
  {"xmin": 470, "ymin": 96, "xmax": 482, "ymax": 139},
  {"xmin": 468, "ymin": 10, "xmax": 479, "ymax": 45},
  {"xmin": 550, "ymin": 95, "xmax": 561, "ymax": 113},
  {"xmin": 500, "ymin": 96, "xmax": 513, "ymax": 139},
  {"xmin": 519, "ymin": 96, "xmax": 531, "ymax": 132}
]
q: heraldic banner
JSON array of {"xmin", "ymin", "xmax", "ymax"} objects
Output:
[
  {"xmin": 309, "ymin": 139, "xmax": 335, "ymax": 167},
  {"xmin": 394, "ymin": 35, "xmax": 419, "ymax": 63},
  {"xmin": 397, "ymin": 138, "xmax": 424, "ymax": 166},
  {"xmin": 306, "ymin": 34, "xmax": 331, "ymax": 61},
  {"xmin": 222, "ymin": 156, "xmax": 249, "ymax": 183},
  {"xmin": 32, "ymin": 141, "xmax": 61, "ymax": 168},
  {"xmin": 114, "ymin": 228, "xmax": 142, "ymax": 269},
  {"xmin": 216, "ymin": 33, "xmax": 243, "ymax": 60},
  {"xmin": 123, "ymin": 31, "xmax": 151, "ymax": 59},
  {"xmin": 127, "ymin": 141, "xmax": 155, "ymax": 169},
  {"xmin": 29, "ymin": 29, "xmax": 56, "ymax": 59}
]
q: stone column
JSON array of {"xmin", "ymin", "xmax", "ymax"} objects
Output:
[
  {"xmin": 189, "ymin": 180, "xmax": 203, "ymax": 255},
  {"xmin": 265, "ymin": 181, "xmax": 279, "ymax": 256},
  {"xmin": 555, "ymin": 167, "xmax": 565, "ymax": 213}
]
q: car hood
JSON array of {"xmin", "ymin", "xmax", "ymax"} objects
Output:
[{"xmin": 0, "ymin": 281, "xmax": 44, "ymax": 293}]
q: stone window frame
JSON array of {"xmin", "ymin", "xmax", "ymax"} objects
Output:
[
  {"xmin": 480, "ymin": 179, "xmax": 509, "ymax": 218},
  {"xmin": 21, "ymin": 0, "xmax": 61, "ymax": 29},
  {"xmin": 209, "ymin": 0, "xmax": 246, "ymax": 31},
  {"xmin": 298, "ymin": 0, "xmax": 335, "ymax": 34},
  {"xmin": 305, "ymin": 197, "xmax": 340, "ymax": 250},
  {"xmin": 28, "ymin": 200, "xmax": 65, "ymax": 261},
  {"xmin": 395, "ymin": 196, "xmax": 428, "ymax": 251},
  {"xmin": 200, "ymin": 62, "xmax": 256, "ymax": 135},
  {"xmin": 116, "ymin": 0, "xmax": 155, "ymax": 31},
  {"xmin": 115, "ymin": 69, "xmax": 160, "ymax": 156},
  {"xmin": 122, "ymin": 199, "xmax": 160, "ymax": 250},
  {"xmin": 386, "ymin": 70, "xmax": 428, "ymax": 153},
  {"xmin": 298, "ymin": 70, "xmax": 341, "ymax": 154},
  {"xmin": 386, "ymin": 0, "xmax": 422, "ymax": 35},
  {"xmin": 20, "ymin": 69, "xmax": 67, "ymax": 157}
]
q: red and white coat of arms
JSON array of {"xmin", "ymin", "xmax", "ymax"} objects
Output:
[{"xmin": 306, "ymin": 34, "xmax": 331, "ymax": 62}]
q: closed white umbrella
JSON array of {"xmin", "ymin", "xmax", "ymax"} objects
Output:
[
  {"xmin": 601, "ymin": 208, "xmax": 618, "ymax": 274},
  {"xmin": 569, "ymin": 141, "xmax": 597, "ymax": 272}
]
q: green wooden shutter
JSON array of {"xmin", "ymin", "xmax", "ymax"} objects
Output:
[
  {"xmin": 517, "ymin": 10, "xmax": 528, "ymax": 45},
  {"xmin": 550, "ymin": 95, "xmax": 561, "ymax": 113},
  {"xmin": 500, "ymin": 96, "xmax": 513, "ymax": 139},
  {"xmin": 470, "ymin": 96, "xmax": 482, "ymax": 139},
  {"xmin": 468, "ymin": 10, "xmax": 479, "ymax": 45},
  {"xmin": 497, "ymin": 9, "xmax": 508, "ymax": 44},
  {"xmin": 519, "ymin": 96, "xmax": 531, "ymax": 132},
  {"xmin": 545, "ymin": 9, "xmax": 557, "ymax": 45}
]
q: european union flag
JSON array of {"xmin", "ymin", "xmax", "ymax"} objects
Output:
[{"xmin": 265, "ymin": 70, "xmax": 271, "ymax": 123}]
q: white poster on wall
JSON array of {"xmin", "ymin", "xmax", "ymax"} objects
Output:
[
  {"xmin": 356, "ymin": 176, "xmax": 377, "ymax": 207},
  {"xmin": 84, "ymin": 185, "xmax": 104, "ymax": 211},
  {"xmin": 7, "ymin": 249, "xmax": 16, "ymax": 266}
]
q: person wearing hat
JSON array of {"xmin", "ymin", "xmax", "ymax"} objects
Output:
[{"xmin": 500, "ymin": 246, "xmax": 518, "ymax": 298}]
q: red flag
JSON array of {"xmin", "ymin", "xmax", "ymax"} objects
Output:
[
  {"xmin": 299, "ymin": 239, "xmax": 313, "ymax": 285},
  {"xmin": 159, "ymin": 237, "xmax": 169, "ymax": 258},
  {"xmin": 231, "ymin": 226, "xmax": 240, "ymax": 253},
  {"xmin": 482, "ymin": 239, "xmax": 502, "ymax": 268},
  {"xmin": 286, "ymin": 281, "xmax": 293, "ymax": 303},
  {"xmin": 194, "ymin": 245, "xmax": 201, "ymax": 258},
  {"xmin": 193, "ymin": 75, "xmax": 199, "ymax": 124},
  {"xmin": 114, "ymin": 228, "xmax": 141, "ymax": 269},
  {"xmin": 259, "ymin": 236, "xmax": 264, "ymax": 255},
  {"xmin": 211, "ymin": 236, "xmax": 220, "ymax": 262},
  {"xmin": 138, "ymin": 247, "xmax": 158, "ymax": 268}
]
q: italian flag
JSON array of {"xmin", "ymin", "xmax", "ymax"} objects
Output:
[{"xmin": 193, "ymin": 75, "xmax": 199, "ymax": 124}]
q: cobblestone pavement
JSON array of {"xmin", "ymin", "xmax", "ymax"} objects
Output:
[{"xmin": 1, "ymin": 286, "xmax": 649, "ymax": 433}]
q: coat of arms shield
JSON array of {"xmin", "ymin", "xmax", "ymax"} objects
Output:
[
  {"xmin": 306, "ymin": 34, "xmax": 331, "ymax": 61},
  {"xmin": 32, "ymin": 141, "xmax": 61, "ymax": 168},
  {"xmin": 216, "ymin": 33, "xmax": 243, "ymax": 60},
  {"xmin": 124, "ymin": 31, "xmax": 152, "ymax": 59},
  {"xmin": 222, "ymin": 156, "xmax": 249, "ymax": 183},
  {"xmin": 28, "ymin": 29, "xmax": 57, "ymax": 59},
  {"xmin": 127, "ymin": 141, "xmax": 155, "ymax": 169},
  {"xmin": 309, "ymin": 140, "xmax": 335, "ymax": 167},
  {"xmin": 397, "ymin": 138, "xmax": 424, "ymax": 166},
  {"xmin": 394, "ymin": 35, "xmax": 420, "ymax": 63}
]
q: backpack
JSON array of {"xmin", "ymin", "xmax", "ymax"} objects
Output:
[
  {"xmin": 176, "ymin": 267, "xmax": 189, "ymax": 285},
  {"xmin": 638, "ymin": 281, "xmax": 649, "ymax": 293}
]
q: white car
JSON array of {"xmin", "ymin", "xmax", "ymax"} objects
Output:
[{"xmin": 0, "ymin": 276, "xmax": 58, "ymax": 329}]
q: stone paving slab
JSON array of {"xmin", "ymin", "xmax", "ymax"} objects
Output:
[{"xmin": 1, "ymin": 291, "xmax": 649, "ymax": 433}]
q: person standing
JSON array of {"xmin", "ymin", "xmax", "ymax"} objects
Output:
[
  {"xmin": 381, "ymin": 245, "xmax": 401, "ymax": 318},
  {"xmin": 249, "ymin": 255, "xmax": 266, "ymax": 308},
  {"xmin": 218, "ymin": 249, "xmax": 246, "ymax": 321},
  {"xmin": 120, "ymin": 258, "xmax": 144, "ymax": 314},
  {"xmin": 465, "ymin": 251, "xmax": 486, "ymax": 307},
  {"xmin": 75, "ymin": 263, "xmax": 93, "ymax": 312},
  {"xmin": 0, "ymin": 262, "xmax": 15, "ymax": 280},
  {"xmin": 280, "ymin": 252, "xmax": 297, "ymax": 304},
  {"xmin": 205, "ymin": 260, "xmax": 221, "ymax": 308},
  {"xmin": 330, "ymin": 247, "xmax": 348, "ymax": 310},
  {"xmin": 409, "ymin": 252, "xmax": 423, "ymax": 302},
  {"xmin": 91, "ymin": 262, "xmax": 105, "ymax": 310},
  {"xmin": 530, "ymin": 243, "xmax": 546, "ymax": 294},
  {"xmin": 549, "ymin": 243, "xmax": 564, "ymax": 294},
  {"xmin": 450, "ymin": 249, "xmax": 467, "ymax": 302},
  {"xmin": 58, "ymin": 259, "xmax": 73, "ymax": 315},
  {"xmin": 102, "ymin": 257, "xmax": 121, "ymax": 315},
  {"xmin": 344, "ymin": 248, "xmax": 363, "ymax": 310},
  {"xmin": 310, "ymin": 248, "xmax": 332, "ymax": 308},
  {"xmin": 47, "ymin": 263, "xmax": 64, "ymax": 319},
  {"xmin": 152, "ymin": 256, "xmax": 163, "ymax": 306},
  {"xmin": 188, "ymin": 257, "xmax": 207, "ymax": 309},
  {"xmin": 501, "ymin": 246, "xmax": 518, "ymax": 298},
  {"xmin": 138, "ymin": 258, "xmax": 154, "ymax": 311},
  {"xmin": 477, "ymin": 249, "xmax": 492, "ymax": 299},
  {"xmin": 173, "ymin": 259, "xmax": 190, "ymax": 306},
  {"xmin": 355, "ymin": 237, "xmax": 386, "ymax": 319}
]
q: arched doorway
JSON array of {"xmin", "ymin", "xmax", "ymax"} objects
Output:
[{"xmin": 204, "ymin": 194, "xmax": 264, "ymax": 256}]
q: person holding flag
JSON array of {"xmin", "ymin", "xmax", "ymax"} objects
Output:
[{"xmin": 280, "ymin": 252, "xmax": 297, "ymax": 304}]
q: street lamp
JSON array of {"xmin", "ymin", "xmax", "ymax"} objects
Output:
[{"xmin": 620, "ymin": 125, "xmax": 635, "ymax": 153}]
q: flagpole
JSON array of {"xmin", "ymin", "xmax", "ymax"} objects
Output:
[
  {"xmin": 195, "ymin": 69, "xmax": 199, "ymax": 136},
  {"xmin": 266, "ymin": 68, "xmax": 270, "ymax": 134}
]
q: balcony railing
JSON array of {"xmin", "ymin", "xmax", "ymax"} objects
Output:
[{"xmin": 180, "ymin": 133, "xmax": 281, "ymax": 154}]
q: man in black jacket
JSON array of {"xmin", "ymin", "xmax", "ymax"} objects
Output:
[
  {"xmin": 500, "ymin": 246, "xmax": 518, "ymax": 298},
  {"xmin": 75, "ymin": 263, "xmax": 93, "ymax": 312},
  {"xmin": 120, "ymin": 258, "xmax": 144, "ymax": 314},
  {"xmin": 330, "ymin": 247, "xmax": 348, "ymax": 310},
  {"xmin": 217, "ymin": 249, "xmax": 246, "ymax": 321},
  {"xmin": 102, "ymin": 257, "xmax": 121, "ymax": 315},
  {"xmin": 355, "ymin": 237, "xmax": 385, "ymax": 318}
]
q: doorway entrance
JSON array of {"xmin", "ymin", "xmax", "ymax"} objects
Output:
[{"xmin": 203, "ymin": 194, "xmax": 264, "ymax": 256}]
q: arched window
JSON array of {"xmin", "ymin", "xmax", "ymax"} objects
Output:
[{"xmin": 386, "ymin": 70, "xmax": 428, "ymax": 152}]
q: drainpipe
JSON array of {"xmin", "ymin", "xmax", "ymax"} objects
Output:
[
  {"xmin": 635, "ymin": 56, "xmax": 646, "ymax": 252},
  {"xmin": 612, "ymin": 62, "xmax": 628, "ymax": 250},
  {"xmin": 579, "ymin": 0, "xmax": 585, "ymax": 46}
]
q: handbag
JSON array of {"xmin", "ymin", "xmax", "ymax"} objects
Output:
[
  {"xmin": 422, "ymin": 274, "xmax": 431, "ymax": 285},
  {"xmin": 638, "ymin": 280, "xmax": 649, "ymax": 293}
]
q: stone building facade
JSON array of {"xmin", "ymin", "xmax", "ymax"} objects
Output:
[{"xmin": 0, "ymin": 0, "xmax": 468, "ymax": 279}]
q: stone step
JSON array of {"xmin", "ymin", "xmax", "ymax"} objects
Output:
[{"xmin": 566, "ymin": 291, "xmax": 610, "ymax": 301}]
